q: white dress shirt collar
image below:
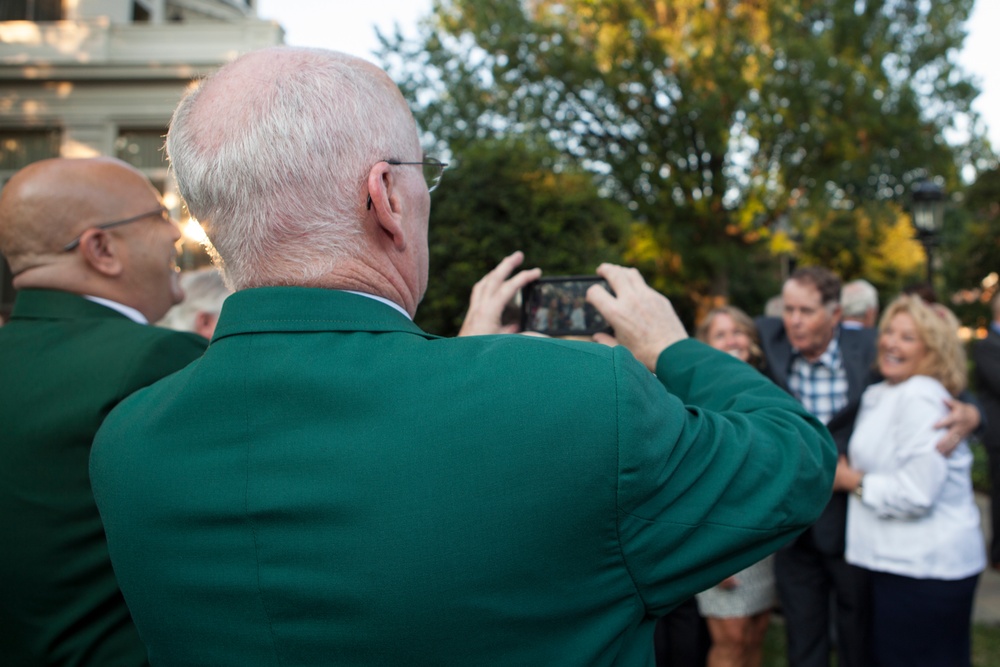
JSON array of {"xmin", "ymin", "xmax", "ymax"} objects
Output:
[
  {"xmin": 83, "ymin": 295, "xmax": 147, "ymax": 324},
  {"xmin": 343, "ymin": 291, "xmax": 413, "ymax": 321}
]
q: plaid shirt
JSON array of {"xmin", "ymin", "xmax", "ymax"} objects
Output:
[{"xmin": 787, "ymin": 336, "xmax": 848, "ymax": 425}]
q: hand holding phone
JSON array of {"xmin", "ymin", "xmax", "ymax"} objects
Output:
[
  {"xmin": 586, "ymin": 263, "xmax": 688, "ymax": 370},
  {"xmin": 459, "ymin": 252, "xmax": 542, "ymax": 337}
]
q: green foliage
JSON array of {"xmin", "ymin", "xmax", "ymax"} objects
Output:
[
  {"xmin": 380, "ymin": 0, "xmax": 989, "ymax": 311},
  {"xmin": 973, "ymin": 620, "xmax": 1000, "ymax": 660},
  {"xmin": 415, "ymin": 138, "xmax": 629, "ymax": 336},
  {"xmin": 947, "ymin": 168, "xmax": 1000, "ymax": 328},
  {"xmin": 793, "ymin": 201, "xmax": 926, "ymax": 302}
]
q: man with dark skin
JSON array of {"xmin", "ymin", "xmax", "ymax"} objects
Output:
[{"xmin": 0, "ymin": 157, "xmax": 207, "ymax": 666}]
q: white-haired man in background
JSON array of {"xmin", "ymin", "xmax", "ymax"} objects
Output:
[
  {"xmin": 840, "ymin": 279, "xmax": 879, "ymax": 329},
  {"xmin": 158, "ymin": 266, "xmax": 231, "ymax": 340}
]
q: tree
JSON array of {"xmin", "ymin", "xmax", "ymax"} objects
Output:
[
  {"xmin": 380, "ymin": 0, "xmax": 990, "ymax": 313},
  {"xmin": 945, "ymin": 167, "xmax": 1000, "ymax": 328},
  {"xmin": 416, "ymin": 137, "xmax": 629, "ymax": 336}
]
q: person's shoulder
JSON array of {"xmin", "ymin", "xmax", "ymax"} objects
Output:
[
  {"xmin": 898, "ymin": 374, "xmax": 949, "ymax": 402},
  {"xmin": 753, "ymin": 316, "xmax": 787, "ymax": 354},
  {"xmin": 839, "ymin": 325, "xmax": 877, "ymax": 342},
  {"xmin": 446, "ymin": 332, "xmax": 614, "ymax": 361},
  {"xmin": 838, "ymin": 325, "xmax": 878, "ymax": 361},
  {"xmin": 108, "ymin": 325, "xmax": 207, "ymax": 388},
  {"xmin": 754, "ymin": 316, "xmax": 784, "ymax": 339},
  {"xmin": 443, "ymin": 333, "xmax": 641, "ymax": 391},
  {"xmin": 127, "ymin": 323, "xmax": 208, "ymax": 356},
  {"xmin": 975, "ymin": 328, "xmax": 1000, "ymax": 351}
]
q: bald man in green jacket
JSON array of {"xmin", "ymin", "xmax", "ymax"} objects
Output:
[
  {"xmin": 90, "ymin": 47, "xmax": 836, "ymax": 666},
  {"xmin": 0, "ymin": 157, "xmax": 207, "ymax": 666}
]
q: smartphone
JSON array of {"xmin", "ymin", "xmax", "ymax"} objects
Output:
[{"xmin": 520, "ymin": 276, "xmax": 613, "ymax": 336}]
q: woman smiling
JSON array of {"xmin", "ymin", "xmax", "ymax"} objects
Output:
[
  {"xmin": 837, "ymin": 295, "xmax": 985, "ymax": 667},
  {"xmin": 694, "ymin": 306, "xmax": 774, "ymax": 667}
]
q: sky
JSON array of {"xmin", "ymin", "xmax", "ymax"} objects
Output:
[{"xmin": 255, "ymin": 0, "xmax": 1000, "ymax": 153}]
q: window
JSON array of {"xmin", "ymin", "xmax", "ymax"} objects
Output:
[
  {"xmin": 0, "ymin": 0, "xmax": 64, "ymax": 21},
  {"xmin": 0, "ymin": 129, "xmax": 60, "ymax": 171},
  {"xmin": 115, "ymin": 129, "xmax": 167, "ymax": 171},
  {"xmin": 132, "ymin": 2, "xmax": 150, "ymax": 22}
]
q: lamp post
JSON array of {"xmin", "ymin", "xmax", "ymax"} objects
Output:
[{"xmin": 910, "ymin": 179, "xmax": 946, "ymax": 288}]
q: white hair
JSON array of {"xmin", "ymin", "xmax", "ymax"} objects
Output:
[
  {"xmin": 166, "ymin": 47, "xmax": 419, "ymax": 290},
  {"xmin": 158, "ymin": 267, "xmax": 231, "ymax": 333},
  {"xmin": 840, "ymin": 279, "xmax": 879, "ymax": 318}
]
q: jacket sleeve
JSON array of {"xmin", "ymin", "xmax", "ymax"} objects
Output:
[
  {"xmin": 614, "ymin": 339, "xmax": 836, "ymax": 614},
  {"xmin": 862, "ymin": 380, "xmax": 950, "ymax": 519}
]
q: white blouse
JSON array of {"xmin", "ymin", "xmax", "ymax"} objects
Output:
[{"xmin": 845, "ymin": 375, "xmax": 985, "ymax": 580}]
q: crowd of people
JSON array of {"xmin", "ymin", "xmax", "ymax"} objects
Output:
[
  {"xmin": 0, "ymin": 45, "xmax": 996, "ymax": 667},
  {"xmin": 656, "ymin": 270, "xmax": 992, "ymax": 667}
]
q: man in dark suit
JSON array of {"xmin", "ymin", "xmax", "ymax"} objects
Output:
[
  {"xmin": 0, "ymin": 157, "xmax": 208, "ymax": 666},
  {"xmin": 90, "ymin": 46, "xmax": 837, "ymax": 666},
  {"xmin": 974, "ymin": 291, "xmax": 1000, "ymax": 569},
  {"xmin": 757, "ymin": 267, "xmax": 980, "ymax": 667}
]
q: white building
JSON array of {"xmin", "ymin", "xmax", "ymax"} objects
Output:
[{"xmin": 0, "ymin": 0, "xmax": 284, "ymax": 316}]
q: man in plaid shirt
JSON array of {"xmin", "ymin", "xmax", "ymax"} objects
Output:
[{"xmin": 756, "ymin": 266, "xmax": 981, "ymax": 667}]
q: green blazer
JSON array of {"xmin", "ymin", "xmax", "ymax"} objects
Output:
[
  {"xmin": 0, "ymin": 289, "xmax": 207, "ymax": 667},
  {"xmin": 91, "ymin": 287, "xmax": 835, "ymax": 666}
]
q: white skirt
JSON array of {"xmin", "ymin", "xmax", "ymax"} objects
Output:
[{"xmin": 695, "ymin": 555, "xmax": 776, "ymax": 618}]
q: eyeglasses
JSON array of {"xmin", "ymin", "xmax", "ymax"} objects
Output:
[
  {"xmin": 366, "ymin": 157, "xmax": 449, "ymax": 211},
  {"xmin": 63, "ymin": 206, "xmax": 172, "ymax": 251},
  {"xmin": 388, "ymin": 157, "xmax": 448, "ymax": 192}
]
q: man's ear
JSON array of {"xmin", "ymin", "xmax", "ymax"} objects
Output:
[
  {"xmin": 366, "ymin": 165, "xmax": 406, "ymax": 252},
  {"xmin": 78, "ymin": 229, "xmax": 124, "ymax": 277},
  {"xmin": 193, "ymin": 311, "xmax": 219, "ymax": 340}
]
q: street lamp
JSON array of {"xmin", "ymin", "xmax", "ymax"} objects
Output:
[{"xmin": 910, "ymin": 179, "xmax": 946, "ymax": 287}]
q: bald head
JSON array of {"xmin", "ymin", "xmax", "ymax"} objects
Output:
[
  {"xmin": 0, "ymin": 157, "xmax": 160, "ymax": 274},
  {"xmin": 0, "ymin": 157, "xmax": 184, "ymax": 322},
  {"xmin": 167, "ymin": 46, "xmax": 423, "ymax": 292}
]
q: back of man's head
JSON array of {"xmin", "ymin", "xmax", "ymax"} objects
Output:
[
  {"xmin": 787, "ymin": 266, "xmax": 842, "ymax": 307},
  {"xmin": 841, "ymin": 279, "xmax": 879, "ymax": 325},
  {"xmin": 158, "ymin": 267, "xmax": 231, "ymax": 339},
  {"xmin": 0, "ymin": 158, "xmax": 134, "ymax": 274},
  {"xmin": 993, "ymin": 290, "xmax": 1000, "ymax": 322},
  {"xmin": 0, "ymin": 156, "xmax": 183, "ymax": 323},
  {"xmin": 167, "ymin": 47, "xmax": 419, "ymax": 291}
]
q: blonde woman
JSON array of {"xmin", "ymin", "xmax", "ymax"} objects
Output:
[
  {"xmin": 837, "ymin": 296, "xmax": 985, "ymax": 667},
  {"xmin": 694, "ymin": 306, "xmax": 774, "ymax": 667}
]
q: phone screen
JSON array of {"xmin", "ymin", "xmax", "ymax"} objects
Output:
[{"xmin": 520, "ymin": 276, "xmax": 613, "ymax": 336}]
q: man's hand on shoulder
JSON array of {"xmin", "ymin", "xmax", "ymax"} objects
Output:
[
  {"xmin": 587, "ymin": 263, "xmax": 687, "ymax": 372},
  {"xmin": 458, "ymin": 251, "xmax": 542, "ymax": 337},
  {"xmin": 935, "ymin": 398, "xmax": 981, "ymax": 456}
]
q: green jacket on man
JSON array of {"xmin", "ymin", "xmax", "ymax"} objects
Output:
[
  {"xmin": 0, "ymin": 289, "xmax": 207, "ymax": 666},
  {"xmin": 91, "ymin": 287, "xmax": 835, "ymax": 666}
]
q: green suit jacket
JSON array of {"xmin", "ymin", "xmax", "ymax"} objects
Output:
[
  {"xmin": 91, "ymin": 287, "xmax": 835, "ymax": 666},
  {"xmin": 0, "ymin": 289, "xmax": 207, "ymax": 667}
]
